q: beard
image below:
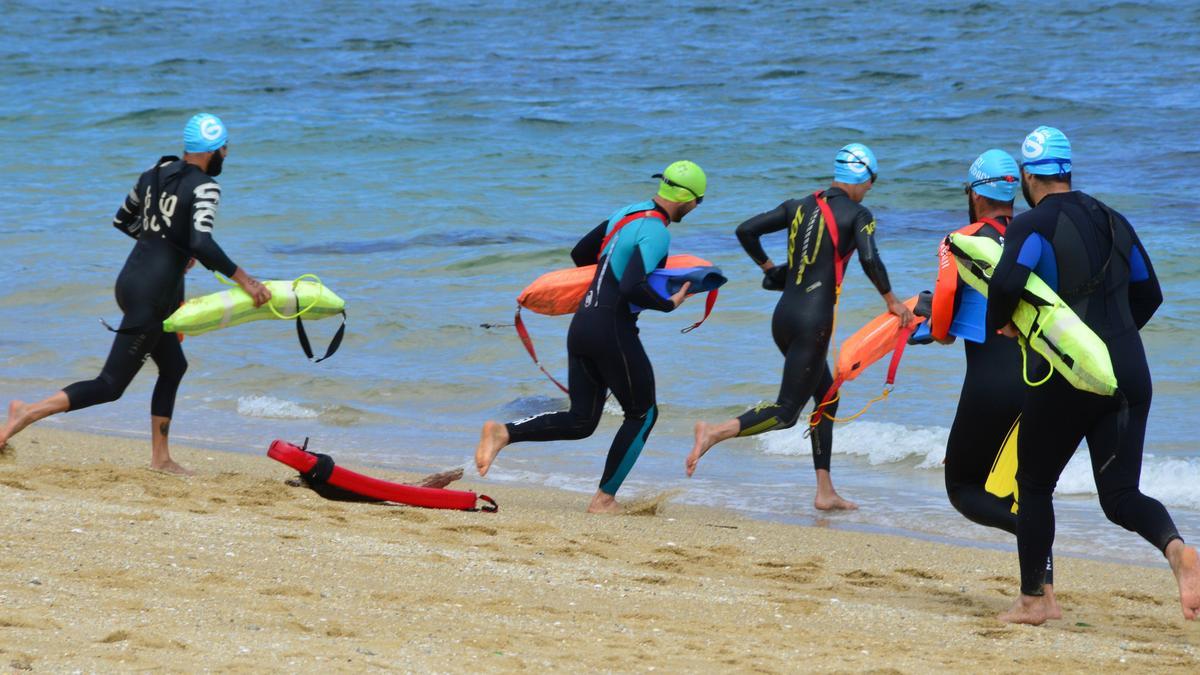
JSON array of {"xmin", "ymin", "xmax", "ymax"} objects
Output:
[
  {"xmin": 1022, "ymin": 180, "xmax": 1037, "ymax": 209},
  {"xmin": 205, "ymin": 150, "xmax": 225, "ymax": 177},
  {"xmin": 968, "ymin": 193, "xmax": 977, "ymax": 224}
]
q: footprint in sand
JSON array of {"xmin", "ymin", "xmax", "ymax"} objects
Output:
[{"xmin": 895, "ymin": 567, "xmax": 943, "ymax": 581}]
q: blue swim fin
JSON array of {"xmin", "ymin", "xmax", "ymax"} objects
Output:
[
  {"xmin": 950, "ymin": 287, "xmax": 988, "ymax": 343},
  {"xmin": 632, "ymin": 266, "xmax": 727, "ymax": 313}
]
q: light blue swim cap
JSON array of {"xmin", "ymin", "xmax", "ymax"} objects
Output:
[
  {"xmin": 183, "ymin": 113, "xmax": 228, "ymax": 153},
  {"xmin": 1021, "ymin": 125, "xmax": 1071, "ymax": 176},
  {"xmin": 966, "ymin": 149, "xmax": 1020, "ymax": 201},
  {"xmin": 834, "ymin": 143, "xmax": 878, "ymax": 184}
]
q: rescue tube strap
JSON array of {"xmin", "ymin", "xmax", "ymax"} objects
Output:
[
  {"xmin": 598, "ymin": 210, "xmax": 668, "ymax": 261},
  {"xmin": 514, "ymin": 306, "xmax": 570, "ymax": 395},
  {"xmin": 296, "ymin": 311, "xmax": 346, "ymax": 363},
  {"xmin": 807, "ymin": 321, "xmax": 918, "ymax": 430},
  {"xmin": 813, "ymin": 191, "xmax": 849, "ymax": 289},
  {"xmin": 680, "ymin": 289, "xmax": 719, "ymax": 333}
]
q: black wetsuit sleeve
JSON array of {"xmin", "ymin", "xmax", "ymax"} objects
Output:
[
  {"xmin": 112, "ymin": 179, "xmax": 143, "ymax": 239},
  {"xmin": 571, "ymin": 220, "xmax": 608, "ymax": 266},
  {"xmin": 987, "ymin": 216, "xmax": 1035, "ymax": 333},
  {"xmin": 187, "ymin": 181, "xmax": 238, "ymax": 277},
  {"xmin": 853, "ymin": 209, "xmax": 891, "ymax": 295},
  {"xmin": 619, "ymin": 246, "xmax": 675, "ymax": 312},
  {"xmin": 735, "ymin": 203, "xmax": 790, "ymax": 266},
  {"xmin": 1128, "ymin": 228, "xmax": 1162, "ymax": 329}
]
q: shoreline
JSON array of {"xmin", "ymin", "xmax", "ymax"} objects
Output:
[
  {"xmin": 1, "ymin": 426, "xmax": 1196, "ymax": 671},
  {"xmin": 33, "ymin": 418, "xmax": 1177, "ymax": 570}
]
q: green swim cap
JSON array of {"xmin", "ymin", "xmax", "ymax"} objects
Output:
[{"xmin": 654, "ymin": 160, "xmax": 706, "ymax": 203}]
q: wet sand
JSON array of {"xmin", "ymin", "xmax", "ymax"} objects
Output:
[{"xmin": 0, "ymin": 427, "xmax": 1196, "ymax": 672}]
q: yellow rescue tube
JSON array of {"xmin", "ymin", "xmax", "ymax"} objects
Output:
[{"xmin": 164, "ymin": 278, "xmax": 345, "ymax": 336}]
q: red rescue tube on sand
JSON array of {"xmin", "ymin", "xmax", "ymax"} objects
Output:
[{"xmin": 267, "ymin": 440, "xmax": 496, "ymax": 512}]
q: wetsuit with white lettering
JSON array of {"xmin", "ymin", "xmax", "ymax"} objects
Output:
[
  {"xmin": 505, "ymin": 200, "xmax": 676, "ymax": 495},
  {"xmin": 987, "ymin": 190, "xmax": 1178, "ymax": 596},
  {"xmin": 62, "ymin": 157, "xmax": 238, "ymax": 418},
  {"xmin": 733, "ymin": 187, "xmax": 891, "ymax": 471}
]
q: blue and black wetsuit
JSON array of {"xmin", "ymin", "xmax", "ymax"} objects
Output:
[
  {"xmin": 988, "ymin": 190, "xmax": 1179, "ymax": 596},
  {"xmin": 936, "ymin": 218, "xmax": 1054, "ymax": 584},
  {"xmin": 505, "ymin": 200, "xmax": 676, "ymax": 496},
  {"xmin": 62, "ymin": 156, "xmax": 238, "ymax": 419},
  {"xmin": 733, "ymin": 187, "xmax": 892, "ymax": 471}
]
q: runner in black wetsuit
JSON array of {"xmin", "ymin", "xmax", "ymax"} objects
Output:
[
  {"xmin": 909, "ymin": 149, "xmax": 1059, "ymax": 615},
  {"xmin": 0, "ymin": 114, "xmax": 272, "ymax": 474},
  {"xmin": 686, "ymin": 144, "xmax": 915, "ymax": 511},
  {"xmin": 475, "ymin": 161, "xmax": 706, "ymax": 514},
  {"xmin": 989, "ymin": 126, "xmax": 1199, "ymax": 624}
]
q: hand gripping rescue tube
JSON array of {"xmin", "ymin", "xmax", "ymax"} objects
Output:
[
  {"xmin": 946, "ymin": 233, "xmax": 1117, "ymax": 396},
  {"xmin": 268, "ymin": 439, "xmax": 497, "ymax": 512},
  {"xmin": 513, "ymin": 254, "xmax": 726, "ymax": 393},
  {"xmin": 808, "ymin": 295, "xmax": 925, "ymax": 429},
  {"xmin": 164, "ymin": 274, "xmax": 347, "ymax": 362}
]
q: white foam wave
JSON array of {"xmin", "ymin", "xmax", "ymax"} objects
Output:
[
  {"xmin": 1057, "ymin": 453, "xmax": 1200, "ymax": 511},
  {"xmin": 236, "ymin": 395, "xmax": 320, "ymax": 420},
  {"xmin": 758, "ymin": 420, "xmax": 947, "ymax": 469}
]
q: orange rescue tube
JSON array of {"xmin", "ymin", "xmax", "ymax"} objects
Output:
[{"xmin": 517, "ymin": 254, "xmax": 713, "ymax": 316}]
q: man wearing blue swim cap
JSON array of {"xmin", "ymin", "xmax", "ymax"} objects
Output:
[
  {"xmin": 687, "ymin": 143, "xmax": 915, "ymax": 512},
  {"xmin": 0, "ymin": 114, "xmax": 273, "ymax": 475},
  {"xmin": 987, "ymin": 126, "xmax": 1200, "ymax": 624}
]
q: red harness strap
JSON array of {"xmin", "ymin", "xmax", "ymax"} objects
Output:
[
  {"xmin": 516, "ymin": 208, "xmax": 670, "ymax": 394},
  {"xmin": 813, "ymin": 191, "xmax": 850, "ymax": 289}
]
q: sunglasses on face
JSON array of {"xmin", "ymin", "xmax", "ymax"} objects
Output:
[
  {"xmin": 653, "ymin": 173, "xmax": 703, "ymax": 203},
  {"xmin": 836, "ymin": 156, "xmax": 878, "ymax": 183},
  {"xmin": 963, "ymin": 174, "xmax": 1017, "ymax": 194}
]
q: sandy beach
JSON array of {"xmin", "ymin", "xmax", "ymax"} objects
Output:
[{"xmin": 0, "ymin": 427, "xmax": 1195, "ymax": 672}]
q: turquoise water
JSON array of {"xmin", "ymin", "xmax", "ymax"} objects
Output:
[{"xmin": 2, "ymin": 1, "xmax": 1198, "ymax": 564}]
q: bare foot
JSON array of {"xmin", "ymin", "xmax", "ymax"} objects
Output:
[
  {"xmin": 998, "ymin": 593, "xmax": 1052, "ymax": 625},
  {"xmin": 474, "ymin": 421, "xmax": 509, "ymax": 477},
  {"xmin": 150, "ymin": 458, "xmax": 195, "ymax": 476},
  {"xmin": 1167, "ymin": 540, "xmax": 1200, "ymax": 620},
  {"xmin": 686, "ymin": 422, "xmax": 716, "ymax": 477},
  {"xmin": 587, "ymin": 490, "xmax": 622, "ymax": 514},
  {"xmin": 416, "ymin": 467, "xmax": 463, "ymax": 489},
  {"xmin": 814, "ymin": 469, "xmax": 858, "ymax": 511},
  {"xmin": 0, "ymin": 400, "xmax": 28, "ymax": 448},
  {"xmin": 1044, "ymin": 584, "xmax": 1063, "ymax": 620}
]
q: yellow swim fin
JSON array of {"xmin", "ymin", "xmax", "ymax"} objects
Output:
[{"xmin": 985, "ymin": 416, "xmax": 1020, "ymax": 514}]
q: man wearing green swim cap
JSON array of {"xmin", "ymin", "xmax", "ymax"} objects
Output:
[
  {"xmin": 0, "ymin": 114, "xmax": 272, "ymax": 474},
  {"xmin": 476, "ymin": 161, "xmax": 704, "ymax": 513},
  {"xmin": 687, "ymin": 144, "xmax": 913, "ymax": 511}
]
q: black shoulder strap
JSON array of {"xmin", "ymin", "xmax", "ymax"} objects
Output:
[{"xmin": 1059, "ymin": 201, "xmax": 1128, "ymax": 304}]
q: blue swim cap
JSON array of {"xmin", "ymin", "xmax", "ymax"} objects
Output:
[
  {"xmin": 1021, "ymin": 125, "xmax": 1071, "ymax": 176},
  {"xmin": 966, "ymin": 149, "xmax": 1020, "ymax": 201},
  {"xmin": 183, "ymin": 113, "xmax": 228, "ymax": 153},
  {"xmin": 834, "ymin": 143, "xmax": 878, "ymax": 184}
]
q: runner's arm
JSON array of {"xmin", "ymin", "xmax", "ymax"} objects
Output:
[
  {"xmin": 853, "ymin": 210, "xmax": 892, "ymax": 295},
  {"xmin": 111, "ymin": 180, "xmax": 142, "ymax": 239},
  {"xmin": 570, "ymin": 220, "xmax": 608, "ymax": 266},
  {"xmin": 1127, "ymin": 227, "xmax": 1162, "ymax": 329},
  {"xmin": 188, "ymin": 181, "xmax": 238, "ymax": 277},
  {"xmin": 735, "ymin": 203, "xmax": 789, "ymax": 270},
  {"xmin": 987, "ymin": 218, "xmax": 1038, "ymax": 332}
]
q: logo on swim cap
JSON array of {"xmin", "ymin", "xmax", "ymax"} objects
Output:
[
  {"xmin": 184, "ymin": 113, "xmax": 228, "ymax": 153},
  {"xmin": 200, "ymin": 117, "xmax": 224, "ymax": 141},
  {"xmin": 1022, "ymin": 130, "xmax": 1047, "ymax": 160}
]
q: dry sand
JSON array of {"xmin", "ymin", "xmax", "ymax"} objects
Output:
[{"xmin": 0, "ymin": 426, "xmax": 1197, "ymax": 672}]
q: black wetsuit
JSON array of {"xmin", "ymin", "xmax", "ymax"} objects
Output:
[
  {"xmin": 734, "ymin": 187, "xmax": 891, "ymax": 471},
  {"xmin": 62, "ymin": 157, "xmax": 238, "ymax": 419},
  {"xmin": 938, "ymin": 218, "xmax": 1054, "ymax": 584},
  {"xmin": 505, "ymin": 201, "xmax": 676, "ymax": 496},
  {"xmin": 988, "ymin": 190, "xmax": 1179, "ymax": 596}
]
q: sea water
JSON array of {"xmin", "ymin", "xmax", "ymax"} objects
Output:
[{"xmin": 2, "ymin": 0, "xmax": 1198, "ymax": 565}]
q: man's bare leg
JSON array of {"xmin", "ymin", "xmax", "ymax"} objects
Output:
[
  {"xmin": 0, "ymin": 392, "xmax": 70, "ymax": 448},
  {"xmin": 998, "ymin": 592, "xmax": 1054, "ymax": 625},
  {"xmin": 814, "ymin": 469, "xmax": 858, "ymax": 511},
  {"xmin": 475, "ymin": 420, "xmax": 509, "ymax": 477},
  {"xmin": 416, "ymin": 468, "xmax": 463, "ymax": 489},
  {"xmin": 149, "ymin": 415, "xmax": 193, "ymax": 476},
  {"xmin": 686, "ymin": 419, "xmax": 740, "ymax": 477},
  {"xmin": 1166, "ymin": 538, "xmax": 1200, "ymax": 620},
  {"xmin": 587, "ymin": 489, "xmax": 621, "ymax": 514}
]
